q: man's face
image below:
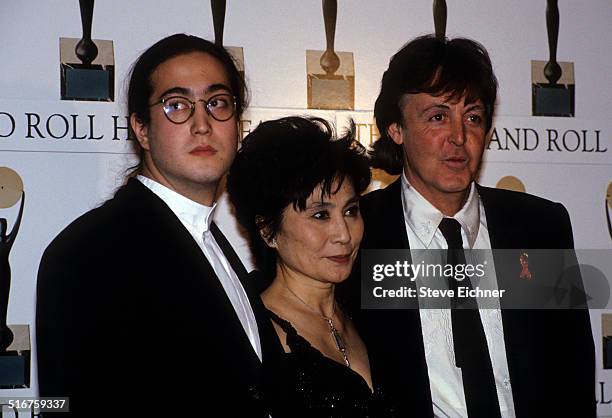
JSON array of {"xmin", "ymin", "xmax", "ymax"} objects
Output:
[
  {"xmin": 388, "ymin": 92, "xmax": 487, "ymax": 214},
  {"xmin": 131, "ymin": 51, "xmax": 238, "ymax": 205}
]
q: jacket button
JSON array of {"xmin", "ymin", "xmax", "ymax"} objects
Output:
[{"xmin": 248, "ymin": 385, "xmax": 262, "ymax": 400}]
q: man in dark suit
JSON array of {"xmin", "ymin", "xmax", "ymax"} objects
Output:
[
  {"xmin": 351, "ymin": 35, "xmax": 595, "ymax": 417},
  {"xmin": 36, "ymin": 34, "xmax": 279, "ymax": 416}
]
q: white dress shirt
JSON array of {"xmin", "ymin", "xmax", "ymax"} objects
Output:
[
  {"xmin": 400, "ymin": 174, "xmax": 516, "ymax": 418},
  {"xmin": 137, "ymin": 175, "xmax": 262, "ymax": 361}
]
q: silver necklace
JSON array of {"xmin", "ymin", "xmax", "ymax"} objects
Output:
[{"xmin": 283, "ymin": 282, "xmax": 350, "ymax": 368}]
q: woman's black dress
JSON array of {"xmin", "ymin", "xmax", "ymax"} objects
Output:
[{"xmin": 263, "ymin": 309, "xmax": 397, "ymax": 418}]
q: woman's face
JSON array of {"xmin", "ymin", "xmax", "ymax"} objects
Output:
[{"xmin": 274, "ymin": 179, "xmax": 363, "ymax": 285}]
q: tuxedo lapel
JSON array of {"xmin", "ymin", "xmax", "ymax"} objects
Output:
[
  {"xmin": 476, "ymin": 184, "xmax": 551, "ymax": 416},
  {"xmin": 210, "ymin": 222, "xmax": 283, "ymax": 363},
  {"xmin": 362, "ymin": 179, "xmax": 410, "ymax": 250},
  {"xmin": 211, "ymin": 222, "xmax": 248, "ymax": 281},
  {"xmin": 477, "ymin": 184, "xmax": 519, "ymax": 249}
]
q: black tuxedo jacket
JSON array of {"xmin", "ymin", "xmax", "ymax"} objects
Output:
[
  {"xmin": 36, "ymin": 178, "xmax": 281, "ymax": 417},
  {"xmin": 346, "ymin": 179, "xmax": 595, "ymax": 418}
]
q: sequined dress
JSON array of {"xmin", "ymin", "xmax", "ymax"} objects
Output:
[{"xmin": 263, "ymin": 309, "xmax": 396, "ymax": 418}]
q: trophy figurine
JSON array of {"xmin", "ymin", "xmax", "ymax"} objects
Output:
[
  {"xmin": 307, "ymin": 0, "xmax": 355, "ymax": 110},
  {"xmin": 60, "ymin": 0, "xmax": 115, "ymax": 101},
  {"xmin": 210, "ymin": 0, "xmax": 245, "ymax": 77},
  {"xmin": 0, "ymin": 167, "xmax": 29, "ymax": 388},
  {"xmin": 433, "ymin": 0, "xmax": 447, "ymax": 40},
  {"xmin": 531, "ymin": 0, "xmax": 575, "ymax": 116}
]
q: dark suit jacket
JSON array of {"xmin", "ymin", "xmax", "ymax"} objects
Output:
[
  {"xmin": 36, "ymin": 178, "xmax": 281, "ymax": 417},
  {"xmin": 345, "ymin": 179, "xmax": 595, "ymax": 418}
]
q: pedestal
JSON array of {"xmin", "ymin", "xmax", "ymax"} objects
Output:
[
  {"xmin": 0, "ymin": 325, "xmax": 30, "ymax": 389},
  {"xmin": 531, "ymin": 60, "xmax": 575, "ymax": 117},
  {"xmin": 306, "ymin": 50, "xmax": 354, "ymax": 110},
  {"xmin": 59, "ymin": 37, "xmax": 114, "ymax": 101}
]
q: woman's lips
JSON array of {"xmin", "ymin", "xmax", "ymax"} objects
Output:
[
  {"xmin": 190, "ymin": 145, "xmax": 217, "ymax": 156},
  {"xmin": 327, "ymin": 254, "xmax": 352, "ymax": 264}
]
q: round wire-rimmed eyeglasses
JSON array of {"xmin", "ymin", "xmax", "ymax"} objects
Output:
[{"xmin": 150, "ymin": 93, "xmax": 237, "ymax": 124}]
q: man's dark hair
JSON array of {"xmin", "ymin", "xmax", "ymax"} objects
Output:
[
  {"xmin": 372, "ymin": 34, "xmax": 498, "ymax": 174},
  {"xmin": 227, "ymin": 116, "xmax": 371, "ymax": 279},
  {"xmin": 126, "ymin": 33, "xmax": 247, "ymax": 176}
]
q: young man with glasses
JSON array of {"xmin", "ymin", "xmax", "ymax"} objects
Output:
[{"xmin": 36, "ymin": 34, "xmax": 280, "ymax": 416}]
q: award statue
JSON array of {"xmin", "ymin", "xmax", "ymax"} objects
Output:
[
  {"xmin": 433, "ymin": 0, "xmax": 447, "ymax": 40},
  {"xmin": 60, "ymin": 0, "xmax": 115, "ymax": 101},
  {"xmin": 531, "ymin": 0, "xmax": 575, "ymax": 116},
  {"xmin": 211, "ymin": 0, "xmax": 227, "ymax": 46},
  {"xmin": 307, "ymin": 0, "xmax": 355, "ymax": 110},
  {"xmin": 210, "ymin": 0, "xmax": 245, "ymax": 77},
  {"xmin": 0, "ymin": 195, "xmax": 24, "ymax": 352},
  {"xmin": 0, "ymin": 167, "xmax": 29, "ymax": 388}
]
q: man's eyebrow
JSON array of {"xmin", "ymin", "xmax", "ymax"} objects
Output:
[
  {"xmin": 158, "ymin": 86, "xmax": 191, "ymax": 99},
  {"xmin": 465, "ymin": 103, "xmax": 485, "ymax": 112},
  {"xmin": 421, "ymin": 103, "xmax": 450, "ymax": 114},
  {"xmin": 204, "ymin": 83, "xmax": 232, "ymax": 95},
  {"xmin": 157, "ymin": 83, "xmax": 232, "ymax": 100}
]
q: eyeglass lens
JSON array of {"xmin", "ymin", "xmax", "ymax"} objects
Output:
[{"xmin": 162, "ymin": 94, "xmax": 235, "ymax": 123}]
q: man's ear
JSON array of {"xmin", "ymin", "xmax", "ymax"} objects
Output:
[
  {"xmin": 130, "ymin": 113, "xmax": 150, "ymax": 150},
  {"xmin": 387, "ymin": 122, "xmax": 404, "ymax": 145}
]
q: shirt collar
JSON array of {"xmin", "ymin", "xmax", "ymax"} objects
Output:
[
  {"xmin": 137, "ymin": 175, "xmax": 216, "ymax": 234},
  {"xmin": 400, "ymin": 174, "xmax": 480, "ymax": 248}
]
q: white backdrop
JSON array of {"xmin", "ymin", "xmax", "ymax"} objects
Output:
[{"xmin": 0, "ymin": 0, "xmax": 610, "ymax": 415}]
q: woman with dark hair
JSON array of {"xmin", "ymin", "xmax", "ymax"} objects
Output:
[{"xmin": 227, "ymin": 116, "xmax": 395, "ymax": 417}]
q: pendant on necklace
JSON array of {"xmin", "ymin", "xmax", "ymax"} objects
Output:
[{"xmin": 326, "ymin": 318, "xmax": 350, "ymax": 367}]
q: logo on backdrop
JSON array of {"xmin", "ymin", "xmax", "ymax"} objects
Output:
[
  {"xmin": 0, "ymin": 167, "xmax": 29, "ymax": 388},
  {"xmin": 495, "ymin": 176, "xmax": 526, "ymax": 193},
  {"xmin": 0, "ymin": 108, "xmax": 131, "ymax": 143},
  {"xmin": 60, "ymin": 0, "xmax": 115, "ymax": 101},
  {"xmin": 531, "ymin": 0, "xmax": 574, "ymax": 117},
  {"xmin": 0, "ymin": 168, "xmax": 23, "ymax": 210},
  {"xmin": 307, "ymin": 0, "xmax": 355, "ymax": 110},
  {"xmin": 486, "ymin": 126, "xmax": 606, "ymax": 153}
]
